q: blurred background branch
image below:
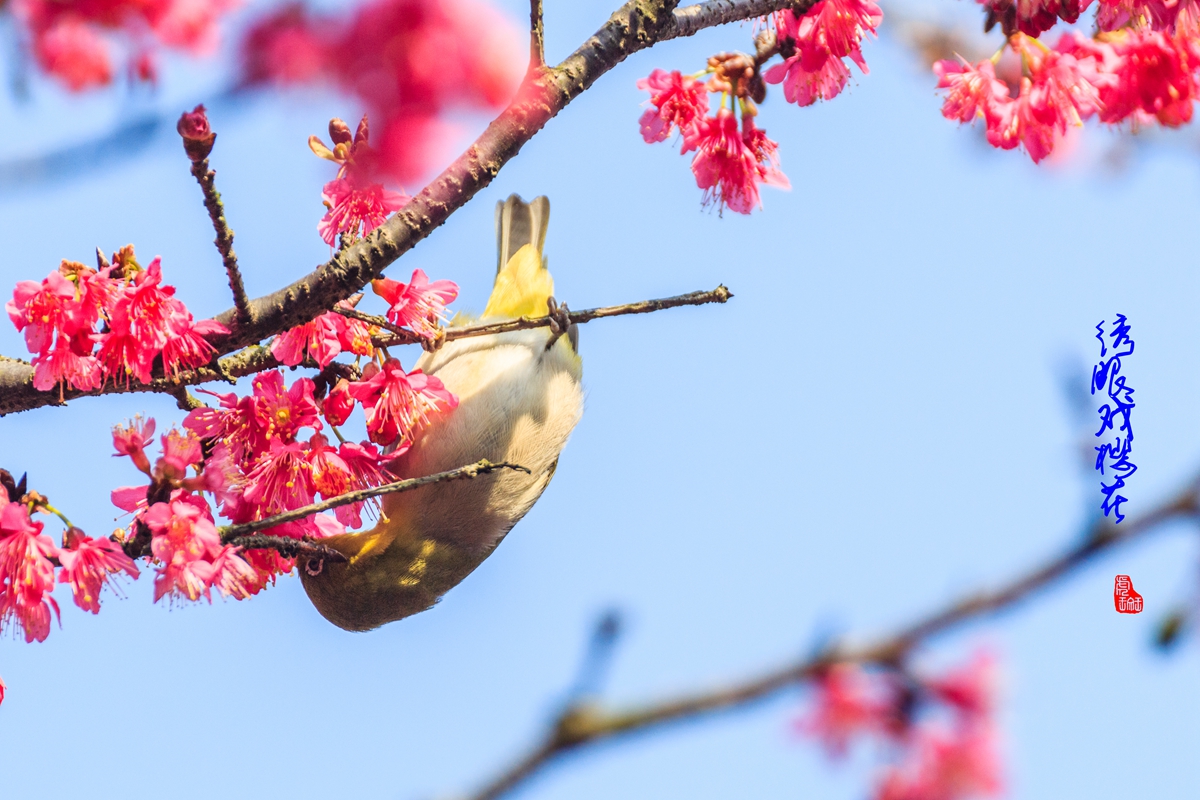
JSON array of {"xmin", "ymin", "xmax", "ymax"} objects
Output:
[{"xmin": 457, "ymin": 470, "xmax": 1200, "ymax": 800}]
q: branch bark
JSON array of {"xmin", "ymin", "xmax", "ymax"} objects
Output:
[
  {"xmin": 216, "ymin": 459, "xmax": 528, "ymax": 542},
  {"xmin": 340, "ymin": 285, "xmax": 733, "ymax": 346},
  {"xmin": 458, "ymin": 476, "xmax": 1200, "ymax": 800},
  {"xmin": 0, "ymin": 0, "xmax": 800, "ymax": 416}
]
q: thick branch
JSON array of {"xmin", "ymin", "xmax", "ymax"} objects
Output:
[
  {"xmin": 461, "ymin": 477, "xmax": 1200, "ymax": 800},
  {"xmin": 340, "ymin": 285, "xmax": 733, "ymax": 347},
  {"xmin": 216, "ymin": 459, "xmax": 528, "ymax": 542},
  {"xmin": 0, "ymin": 0, "xmax": 799, "ymax": 416}
]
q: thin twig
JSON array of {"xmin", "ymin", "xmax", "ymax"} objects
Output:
[
  {"xmin": 223, "ymin": 534, "xmax": 349, "ymax": 563},
  {"xmin": 190, "ymin": 156, "xmax": 252, "ymax": 327},
  {"xmin": 216, "ymin": 459, "xmax": 529, "ymax": 542},
  {"xmin": 339, "ymin": 285, "xmax": 734, "ymax": 348},
  {"xmin": 530, "ymin": 0, "xmax": 546, "ymax": 68},
  {"xmin": 459, "ymin": 476, "xmax": 1200, "ymax": 800}
]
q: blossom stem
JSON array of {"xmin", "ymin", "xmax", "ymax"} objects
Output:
[
  {"xmin": 215, "ymin": 459, "xmax": 529, "ymax": 542},
  {"xmin": 39, "ymin": 502, "xmax": 74, "ymax": 530},
  {"xmin": 453, "ymin": 474, "xmax": 1200, "ymax": 800},
  {"xmin": 188, "ymin": 157, "xmax": 252, "ymax": 328},
  {"xmin": 339, "ymin": 285, "xmax": 734, "ymax": 348}
]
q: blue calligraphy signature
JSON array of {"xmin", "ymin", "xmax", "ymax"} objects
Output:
[{"xmin": 1092, "ymin": 315, "xmax": 1136, "ymax": 523}]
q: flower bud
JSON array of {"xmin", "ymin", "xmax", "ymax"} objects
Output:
[{"xmin": 177, "ymin": 104, "xmax": 216, "ymax": 161}]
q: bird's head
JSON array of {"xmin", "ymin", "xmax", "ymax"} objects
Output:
[{"xmin": 298, "ymin": 527, "xmax": 477, "ymax": 632}]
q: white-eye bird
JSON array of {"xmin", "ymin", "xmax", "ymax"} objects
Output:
[{"xmin": 300, "ymin": 195, "xmax": 584, "ymax": 631}]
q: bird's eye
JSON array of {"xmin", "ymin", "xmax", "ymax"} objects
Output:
[{"xmin": 304, "ymin": 557, "xmax": 325, "ymax": 576}]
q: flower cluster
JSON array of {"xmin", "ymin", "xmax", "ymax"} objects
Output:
[
  {"xmin": 636, "ymin": 2, "xmax": 882, "ymax": 213},
  {"xmin": 935, "ymin": 0, "xmax": 1200, "ymax": 160},
  {"xmin": 240, "ymin": 0, "xmax": 524, "ymax": 184},
  {"xmin": 937, "ymin": 30, "xmax": 1199, "ymax": 161},
  {"xmin": 6, "ymin": 247, "xmax": 227, "ymax": 395},
  {"xmin": 766, "ymin": 0, "xmax": 883, "ymax": 106},
  {"xmin": 797, "ymin": 652, "xmax": 1003, "ymax": 800},
  {"xmin": 310, "ymin": 116, "xmax": 410, "ymax": 248},
  {"xmin": 174, "ymin": 355, "xmax": 455, "ymax": 586},
  {"xmin": 637, "ymin": 65, "xmax": 789, "ymax": 214},
  {"xmin": 0, "ymin": 481, "xmax": 138, "ymax": 644},
  {"xmin": 270, "ymin": 300, "xmax": 375, "ymax": 369},
  {"xmin": 10, "ymin": 0, "xmax": 238, "ymax": 90}
]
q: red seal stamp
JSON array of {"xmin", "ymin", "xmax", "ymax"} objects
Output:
[{"xmin": 1114, "ymin": 575, "xmax": 1143, "ymax": 614}]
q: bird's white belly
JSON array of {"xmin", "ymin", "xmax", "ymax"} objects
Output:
[{"xmin": 380, "ymin": 327, "xmax": 583, "ymax": 553}]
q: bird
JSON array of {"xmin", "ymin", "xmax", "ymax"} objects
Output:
[{"xmin": 300, "ymin": 194, "xmax": 584, "ymax": 631}]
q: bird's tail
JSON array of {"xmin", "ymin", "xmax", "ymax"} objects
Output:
[{"xmin": 484, "ymin": 194, "xmax": 554, "ymax": 320}]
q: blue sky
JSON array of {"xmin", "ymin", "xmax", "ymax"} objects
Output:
[{"xmin": 0, "ymin": 1, "xmax": 1197, "ymax": 798}]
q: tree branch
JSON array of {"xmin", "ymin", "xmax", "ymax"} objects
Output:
[
  {"xmin": 457, "ymin": 475, "xmax": 1200, "ymax": 800},
  {"xmin": 0, "ymin": 0, "xmax": 800, "ymax": 416},
  {"xmin": 223, "ymin": 534, "xmax": 350, "ymax": 563},
  {"xmin": 530, "ymin": 0, "xmax": 546, "ymax": 68},
  {"xmin": 216, "ymin": 459, "xmax": 529, "ymax": 542},
  {"xmin": 338, "ymin": 285, "xmax": 733, "ymax": 346},
  {"xmin": 190, "ymin": 156, "xmax": 252, "ymax": 328}
]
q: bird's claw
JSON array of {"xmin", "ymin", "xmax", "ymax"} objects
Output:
[
  {"xmin": 421, "ymin": 327, "xmax": 447, "ymax": 354},
  {"xmin": 546, "ymin": 296, "xmax": 572, "ymax": 350}
]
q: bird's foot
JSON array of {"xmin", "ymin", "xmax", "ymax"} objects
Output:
[
  {"xmin": 546, "ymin": 296, "xmax": 572, "ymax": 351},
  {"xmin": 421, "ymin": 327, "xmax": 447, "ymax": 354}
]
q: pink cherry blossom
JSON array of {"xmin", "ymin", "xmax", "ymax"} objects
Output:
[
  {"xmin": 144, "ymin": 495, "xmax": 221, "ymax": 603},
  {"xmin": 113, "ymin": 416, "xmax": 156, "ymax": 474},
  {"xmin": 271, "ymin": 312, "xmax": 347, "ymax": 369},
  {"xmin": 796, "ymin": 663, "xmax": 892, "ymax": 757},
  {"xmin": 928, "ymin": 651, "xmax": 997, "ymax": 720},
  {"xmin": 688, "ymin": 110, "xmax": 764, "ymax": 215},
  {"xmin": 348, "ymin": 358, "xmax": 458, "ymax": 445},
  {"xmin": 161, "ymin": 316, "xmax": 228, "ymax": 379},
  {"xmin": 30, "ymin": 18, "xmax": 113, "ymax": 91},
  {"xmin": 332, "ymin": 439, "xmax": 396, "ymax": 527},
  {"xmin": 371, "ymin": 269, "xmax": 459, "ymax": 339},
  {"xmin": 764, "ymin": 47, "xmax": 853, "ymax": 106},
  {"xmin": 637, "ymin": 69, "xmax": 711, "ymax": 143},
  {"xmin": 934, "ymin": 58, "xmax": 1009, "ymax": 123},
  {"xmin": 208, "ymin": 546, "xmax": 259, "ymax": 600},
  {"xmin": 95, "ymin": 258, "xmax": 181, "ymax": 384},
  {"xmin": 249, "ymin": 371, "xmax": 322, "ymax": 446},
  {"xmin": 57, "ymin": 531, "xmax": 139, "ymax": 614},
  {"xmin": 323, "ymin": 378, "xmax": 357, "ymax": 427},
  {"xmin": 318, "ymin": 177, "xmax": 409, "ymax": 247},
  {"xmin": 242, "ymin": 0, "xmax": 524, "ymax": 183},
  {"xmin": 741, "ymin": 116, "xmax": 791, "ymax": 192},
  {"xmin": 1099, "ymin": 30, "xmax": 1196, "ymax": 127},
  {"xmin": 31, "ymin": 332, "xmax": 104, "ymax": 393},
  {"xmin": 307, "ymin": 433, "xmax": 352, "ymax": 500},
  {"xmin": 0, "ymin": 503, "xmax": 60, "ymax": 643},
  {"xmin": 337, "ymin": 300, "xmax": 377, "ymax": 357},
  {"xmin": 11, "ymin": 0, "xmax": 239, "ymax": 91},
  {"xmin": 765, "ymin": 0, "xmax": 881, "ymax": 106},
  {"xmin": 874, "ymin": 725, "xmax": 1003, "ymax": 800},
  {"xmin": 242, "ymin": 440, "xmax": 317, "ymax": 518},
  {"xmin": 777, "ymin": 0, "xmax": 883, "ymax": 63},
  {"xmin": 6, "ymin": 269, "xmax": 78, "ymax": 355}
]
